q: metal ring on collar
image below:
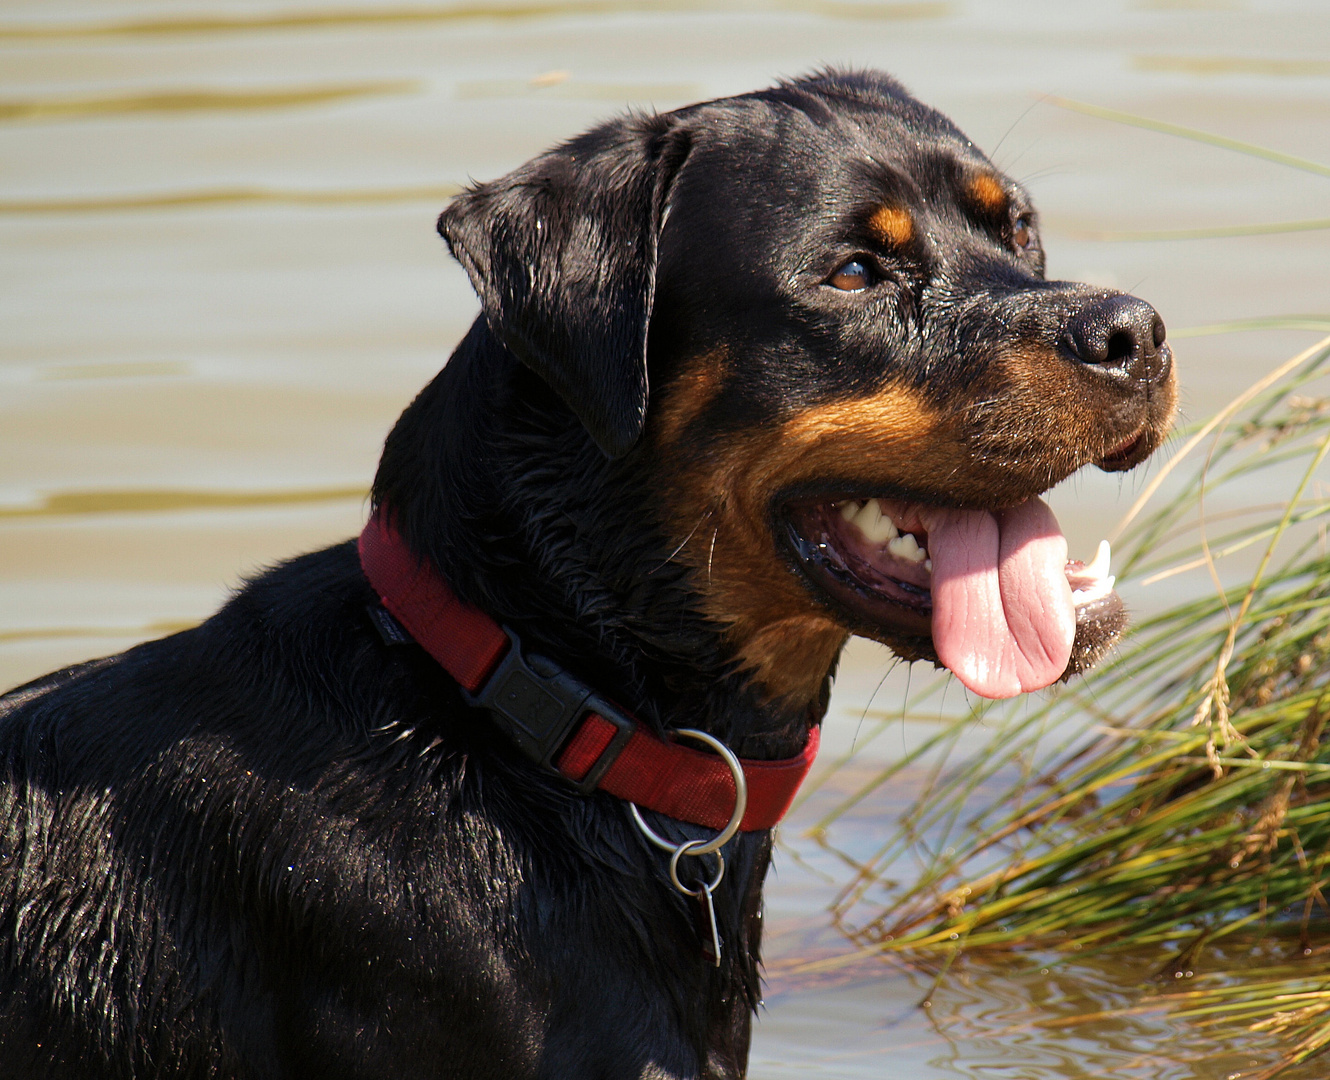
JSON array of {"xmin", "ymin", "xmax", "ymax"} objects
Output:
[
  {"xmin": 668, "ymin": 839, "xmax": 725, "ymax": 897},
  {"xmin": 629, "ymin": 727, "xmax": 748, "ymax": 857}
]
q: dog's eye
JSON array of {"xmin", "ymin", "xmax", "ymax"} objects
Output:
[
  {"xmin": 828, "ymin": 260, "xmax": 872, "ymax": 291},
  {"xmin": 1012, "ymin": 216, "xmax": 1035, "ymax": 252}
]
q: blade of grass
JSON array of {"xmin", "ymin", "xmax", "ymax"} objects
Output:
[{"xmin": 1044, "ymin": 96, "xmax": 1330, "ymax": 180}]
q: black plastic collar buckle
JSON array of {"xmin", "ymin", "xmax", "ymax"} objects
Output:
[{"xmin": 460, "ymin": 627, "xmax": 636, "ymax": 794}]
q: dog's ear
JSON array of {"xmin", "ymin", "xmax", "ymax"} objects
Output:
[{"xmin": 438, "ymin": 117, "xmax": 690, "ymax": 459}]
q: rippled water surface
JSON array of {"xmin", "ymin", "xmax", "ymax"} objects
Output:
[{"xmin": 3, "ymin": 1, "xmax": 1329, "ymax": 1075}]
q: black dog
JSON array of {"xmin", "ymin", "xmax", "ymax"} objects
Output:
[{"xmin": 0, "ymin": 70, "xmax": 1175, "ymax": 1078}]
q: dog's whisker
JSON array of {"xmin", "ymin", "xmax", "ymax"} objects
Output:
[
  {"xmin": 989, "ymin": 98, "xmax": 1041, "ymax": 164},
  {"xmin": 647, "ymin": 506, "xmax": 714, "ymax": 575}
]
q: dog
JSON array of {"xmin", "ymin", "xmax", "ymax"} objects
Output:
[{"xmin": 0, "ymin": 69, "xmax": 1175, "ymax": 1078}]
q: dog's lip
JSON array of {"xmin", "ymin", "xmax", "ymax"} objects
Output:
[{"xmin": 1097, "ymin": 429, "xmax": 1148, "ymax": 470}]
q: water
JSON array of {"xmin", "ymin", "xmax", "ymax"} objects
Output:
[{"xmin": 3, "ymin": 1, "xmax": 1329, "ymax": 1074}]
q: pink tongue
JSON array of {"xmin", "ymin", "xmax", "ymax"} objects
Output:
[{"xmin": 919, "ymin": 497, "xmax": 1075, "ymax": 700}]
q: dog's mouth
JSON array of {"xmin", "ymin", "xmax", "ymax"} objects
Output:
[{"xmin": 784, "ymin": 496, "xmax": 1124, "ymax": 699}]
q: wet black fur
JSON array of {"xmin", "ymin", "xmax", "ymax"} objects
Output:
[{"xmin": 0, "ymin": 70, "xmax": 1171, "ymax": 1078}]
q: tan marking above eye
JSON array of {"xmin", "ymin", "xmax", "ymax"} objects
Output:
[
  {"xmin": 968, "ymin": 173, "xmax": 1008, "ymax": 214},
  {"xmin": 868, "ymin": 204, "xmax": 914, "ymax": 247}
]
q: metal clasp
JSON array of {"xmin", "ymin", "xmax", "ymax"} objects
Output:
[
  {"xmin": 631, "ymin": 729, "xmax": 748, "ymax": 966},
  {"xmin": 461, "ymin": 627, "xmax": 635, "ymax": 793}
]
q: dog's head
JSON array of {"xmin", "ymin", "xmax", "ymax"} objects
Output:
[{"xmin": 439, "ymin": 70, "xmax": 1176, "ymax": 707}]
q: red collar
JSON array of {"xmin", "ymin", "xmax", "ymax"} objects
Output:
[{"xmin": 357, "ymin": 509, "xmax": 818, "ymax": 832}]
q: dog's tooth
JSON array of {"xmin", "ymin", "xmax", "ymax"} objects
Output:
[
  {"xmin": 839, "ymin": 500, "xmax": 859, "ymax": 522},
  {"xmin": 1084, "ymin": 539, "xmax": 1112, "ymax": 581},
  {"xmin": 875, "ymin": 498, "xmax": 900, "ymax": 536},
  {"xmin": 1073, "ymin": 575, "xmax": 1115, "ymax": 605},
  {"xmin": 888, "ymin": 532, "xmax": 926, "ymax": 563},
  {"xmin": 858, "ymin": 501, "xmax": 899, "ymax": 544},
  {"xmin": 924, "ymin": 558, "xmax": 933, "ymax": 573}
]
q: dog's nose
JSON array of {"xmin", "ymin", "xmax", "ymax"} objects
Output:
[{"xmin": 1064, "ymin": 294, "xmax": 1169, "ymax": 380}]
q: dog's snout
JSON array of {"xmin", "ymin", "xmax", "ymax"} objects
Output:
[{"xmin": 1064, "ymin": 294, "xmax": 1168, "ymax": 379}]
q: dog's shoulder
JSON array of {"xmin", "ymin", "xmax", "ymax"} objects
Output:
[{"xmin": 0, "ymin": 542, "xmax": 379, "ymax": 761}]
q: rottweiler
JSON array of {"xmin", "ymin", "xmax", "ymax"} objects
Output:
[{"xmin": 0, "ymin": 70, "xmax": 1175, "ymax": 1079}]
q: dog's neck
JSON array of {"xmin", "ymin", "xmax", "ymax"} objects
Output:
[{"xmin": 371, "ymin": 320, "xmax": 825, "ymax": 759}]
